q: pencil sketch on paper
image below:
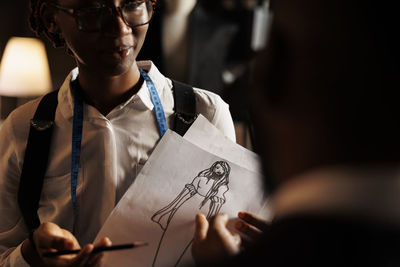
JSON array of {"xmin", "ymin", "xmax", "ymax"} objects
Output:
[{"xmin": 151, "ymin": 161, "xmax": 231, "ymax": 267}]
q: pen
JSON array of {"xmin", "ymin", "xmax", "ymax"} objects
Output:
[{"xmin": 42, "ymin": 242, "xmax": 148, "ymax": 257}]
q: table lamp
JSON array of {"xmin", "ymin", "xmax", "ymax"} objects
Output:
[{"xmin": 0, "ymin": 37, "xmax": 52, "ymax": 120}]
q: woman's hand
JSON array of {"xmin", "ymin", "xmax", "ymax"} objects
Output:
[
  {"xmin": 192, "ymin": 213, "xmax": 241, "ymax": 266},
  {"xmin": 22, "ymin": 222, "xmax": 112, "ymax": 267}
]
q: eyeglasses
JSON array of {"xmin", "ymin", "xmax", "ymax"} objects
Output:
[{"xmin": 50, "ymin": 0, "xmax": 156, "ymax": 32}]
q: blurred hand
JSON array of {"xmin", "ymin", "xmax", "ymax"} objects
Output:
[
  {"xmin": 235, "ymin": 211, "xmax": 269, "ymax": 248},
  {"xmin": 192, "ymin": 213, "xmax": 241, "ymax": 266},
  {"xmin": 22, "ymin": 222, "xmax": 112, "ymax": 267}
]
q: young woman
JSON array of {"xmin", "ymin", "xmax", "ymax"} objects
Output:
[{"xmin": 0, "ymin": 0, "xmax": 235, "ymax": 266}]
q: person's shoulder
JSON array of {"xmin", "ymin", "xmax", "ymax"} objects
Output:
[
  {"xmin": 192, "ymin": 87, "xmax": 232, "ymax": 123},
  {"xmin": 193, "ymin": 87, "xmax": 235, "ymax": 141},
  {"xmin": 1, "ymin": 97, "xmax": 42, "ymax": 141},
  {"xmin": 9, "ymin": 97, "xmax": 41, "ymax": 122},
  {"xmin": 193, "ymin": 87, "xmax": 229, "ymax": 110}
]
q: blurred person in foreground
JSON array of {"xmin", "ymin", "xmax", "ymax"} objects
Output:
[{"xmin": 192, "ymin": 0, "xmax": 400, "ymax": 266}]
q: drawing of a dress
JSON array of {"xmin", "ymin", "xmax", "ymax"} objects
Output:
[{"xmin": 151, "ymin": 161, "xmax": 231, "ymax": 266}]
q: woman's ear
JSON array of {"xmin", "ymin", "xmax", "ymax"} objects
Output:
[{"xmin": 39, "ymin": 2, "xmax": 65, "ymax": 48}]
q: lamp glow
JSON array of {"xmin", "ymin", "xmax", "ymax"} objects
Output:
[{"xmin": 0, "ymin": 37, "xmax": 52, "ymax": 97}]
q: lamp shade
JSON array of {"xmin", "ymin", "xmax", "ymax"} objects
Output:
[{"xmin": 0, "ymin": 37, "xmax": 52, "ymax": 97}]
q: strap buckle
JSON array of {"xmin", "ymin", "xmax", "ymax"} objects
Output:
[
  {"xmin": 175, "ymin": 113, "xmax": 198, "ymax": 125},
  {"xmin": 30, "ymin": 119, "xmax": 54, "ymax": 131}
]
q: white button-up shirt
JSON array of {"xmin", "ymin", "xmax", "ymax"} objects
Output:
[{"xmin": 0, "ymin": 61, "xmax": 235, "ymax": 266}]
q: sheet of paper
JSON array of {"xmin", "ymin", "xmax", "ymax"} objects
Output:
[
  {"xmin": 95, "ymin": 130, "xmax": 268, "ymax": 267},
  {"xmin": 184, "ymin": 116, "xmax": 271, "ymax": 217},
  {"xmin": 184, "ymin": 115, "xmax": 262, "ymax": 174}
]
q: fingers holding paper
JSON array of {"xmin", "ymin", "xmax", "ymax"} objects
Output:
[
  {"xmin": 235, "ymin": 211, "xmax": 269, "ymax": 240},
  {"xmin": 192, "ymin": 213, "xmax": 241, "ymax": 266}
]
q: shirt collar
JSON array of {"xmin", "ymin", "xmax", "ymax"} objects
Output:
[
  {"xmin": 58, "ymin": 61, "xmax": 167, "ymax": 120},
  {"xmin": 271, "ymin": 165, "xmax": 400, "ymax": 224}
]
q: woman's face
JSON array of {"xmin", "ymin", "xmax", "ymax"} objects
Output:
[
  {"xmin": 213, "ymin": 164, "xmax": 225, "ymax": 176},
  {"xmin": 51, "ymin": 0, "xmax": 149, "ymax": 76}
]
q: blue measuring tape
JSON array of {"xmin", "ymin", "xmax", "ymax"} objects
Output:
[
  {"xmin": 139, "ymin": 68, "xmax": 168, "ymax": 137},
  {"xmin": 69, "ymin": 69, "xmax": 167, "ymax": 230}
]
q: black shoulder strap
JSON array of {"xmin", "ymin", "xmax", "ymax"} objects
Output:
[
  {"xmin": 18, "ymin": 90, "xmax": 59, "ymax": 232},
  {"xmin": 172, "ymin": 80, "xmax": 198, "ymax": 136},
  {"xmin": 17, "ymin": 81, "xmax": 196, "ymax": 232}
]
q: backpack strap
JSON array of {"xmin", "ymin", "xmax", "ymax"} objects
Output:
[
  {"xmin": 18, "ymin": 90, "xmax": 59, "ymax": 232},
  {"xmin": 172, "ymin": 80, "xmax": 198, "ymax": 136},
  {"xmin": 17, "ymin": 80, "xmax": 196, "ymax": 232}
]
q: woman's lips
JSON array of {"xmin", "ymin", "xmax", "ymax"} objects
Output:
[
  {"xmin": 112, "ymin": 47, "xmax": 132, "ymax": 59},
  {"xmin": 101, "ymin": 46, "xmax": 133, "ymax": 60}
]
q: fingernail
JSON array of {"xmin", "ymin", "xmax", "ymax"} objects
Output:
[
  {"xmin": 234, "ymin": 234, "xmax": 241, "ymax": 245},
  {"xmin": 235, "ymin": 220, "xmax": 244, "ymax": 230},
  {"xmin": 105, "ymin": 237, "xmax": 112, "ymax": 246},
  {"xmin": 86, "ymin": 244, "xmax": 94, "ymax": 253}
]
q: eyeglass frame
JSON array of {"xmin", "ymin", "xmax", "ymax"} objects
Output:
[{"xmin": 48, "ymin": 0, "xmax": 157, "ymax": 32}]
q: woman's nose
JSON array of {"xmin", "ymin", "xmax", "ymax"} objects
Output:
[{"xmin": 103, "ymin": 8, "xmax": 132, "ymax": 36}]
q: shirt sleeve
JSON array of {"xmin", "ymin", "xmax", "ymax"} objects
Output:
[
  {"xmin": 209, "ymin": 99, "xmax": 236, "ymax": 142},
  {"xmin": 0, "ymin": 118, "xmax": 30, "ymax": 267},
  {"xmin": 0, "ymin": 244, "xmax": 30, "ymax": 267},
  {"xmin": 194, "ymin": 88, "xmax": 236, "ymax": 142}
]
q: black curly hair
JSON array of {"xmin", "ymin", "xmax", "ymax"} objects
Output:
[
  {"xmin": 29, "ymin": 0, "xmax": 65, "ymax": 48},
  {"xmin": 29, "ymin": 0, "xmax": 158, "ymax": 49}
]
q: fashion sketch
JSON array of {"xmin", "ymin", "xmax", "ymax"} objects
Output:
[{"xmin": 151, "ymin": 161, "xmax": 231, "ymax": 267}]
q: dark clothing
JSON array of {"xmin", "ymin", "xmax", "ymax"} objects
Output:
[{"xmin": 225, "ymin": 215, "xmax": 400, "ymax": 266}]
